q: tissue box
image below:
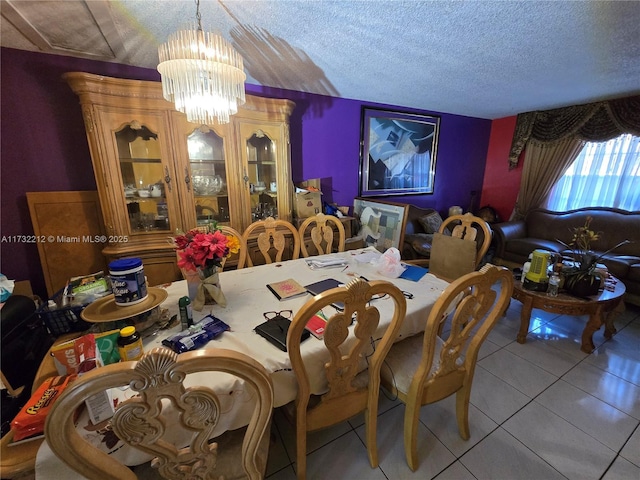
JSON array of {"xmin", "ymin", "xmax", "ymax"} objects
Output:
[{"xmin": 294, "ymin": 191, "xmax": 322, "ymax": 218}]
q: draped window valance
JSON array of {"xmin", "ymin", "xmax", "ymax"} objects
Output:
[{"xmin": 508, "ymin": 95, "xmax": 640, "ymax": 168}]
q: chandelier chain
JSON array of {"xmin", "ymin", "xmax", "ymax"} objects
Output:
[{"xmin": 195, "ymin": 0, "xmax": 202, "ymax": 31}]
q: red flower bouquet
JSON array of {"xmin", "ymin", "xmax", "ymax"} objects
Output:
[
  {"xmin": 173, "ymin": 227, "xmax": 240, "ymax": 310},
  {"xmin": 174, "ymin": 229, "xmax": 239, "ymax": 272}
]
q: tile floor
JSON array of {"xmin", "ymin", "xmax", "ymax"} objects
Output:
[{"xmin": 263, "ymin": 298, "xmax": 640, "ymax": 480}]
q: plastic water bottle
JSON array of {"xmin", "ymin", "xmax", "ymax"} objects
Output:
[{"xmin": 548, "ymin": 273, "xmax": 560, "ymax": 297}]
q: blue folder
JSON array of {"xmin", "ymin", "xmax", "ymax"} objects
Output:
[{"xmin": 399, "ymin": 264, "xmax": 429, "ymax": 282}]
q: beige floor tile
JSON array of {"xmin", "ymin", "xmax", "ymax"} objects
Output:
[
  {"xmin": 619, "ymin": 426, "xmax": 640, "ymax": 467},
  {"xmin": 478, "ymin": 348, "xmax": 558, "ymax": 397},
  {"xmin": 469, "ymin": 366, "xmax": 530, "ymax": 424},
  {"xmin": 459, "ymin": 427, "xmax": 566, "ymax": 480},
  {"xmin": 302, "ymin": 430, "xmax": 387, "ymax": 480},
  {"xmin": 600, "ymin": 456, "xmax": 640, "ymax": 480},
  {"xmin": 503, "ymin": 401, "xmax": 617, "ymax": 479},
  {"xmin": 505, "ymin": 335, "xmax": 579, "ymax": 376},
  {"xmin": 432, "ymin": 460, "xmax": 476, "ymax": 480},
  {"xmin": 418, "ymin": 395, "xmax": 498, "ymax": 457},
  {"xmin": 364, "ymin": 406, "xmax": 456, "ymax": 479},
  {"xmin": 562, "ymin": 363, "xmax": 640, "ymax": 419},
  {"xmin": 535, "ymin": 379, "xmax": 639, "ymax": 451}
]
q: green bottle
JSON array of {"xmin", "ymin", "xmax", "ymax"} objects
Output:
[{"xmin": 178, "ymin": 296, "xmax": 193, "ymax": 329}]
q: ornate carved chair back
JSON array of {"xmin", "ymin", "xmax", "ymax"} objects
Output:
[
  {"xmin": 242, "ymin": 217, "xmax": 301, "ymax": 266},
  {"xmin": 439, "ymin": 213, "xmax": 492, "ymax": 267},
  {"xmin": 45, "ymin": 347, "xmax": 274, "ymax": 480},
  {"xmin": 287, "ymin": 278, "xmax": 407, "ymax": 479},
  {"xmin": 218, "ymin": 225, "xmax": 247, "ymax": 269},
  {"xmin": 298, "ymin": 213, "xmax": 346, "ymax": 257},
  {"xmin": 380, "ymin": 264, "xmax": 513, "ymax": 470}
]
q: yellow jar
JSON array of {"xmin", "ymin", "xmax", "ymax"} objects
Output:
[{"xmin": 117, "ymin": 326, "xmax": 144, "ymax": 361}]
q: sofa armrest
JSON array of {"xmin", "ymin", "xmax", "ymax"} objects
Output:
[{"xmin": 492, "ymin": 220, "xmax": 527, "ymax": 258}]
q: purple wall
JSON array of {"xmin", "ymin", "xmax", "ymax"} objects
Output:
[{"xmin": 1, "ymin": 47, "xmax": 491, "ymax": 298}]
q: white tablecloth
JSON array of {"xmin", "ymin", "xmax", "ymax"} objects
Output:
[{"xmin": 36, "ymin": 249, "xmax": 449, "ymax": 478}]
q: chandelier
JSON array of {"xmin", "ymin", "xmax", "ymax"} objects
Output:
[{"xmin": 157, "ymin": 0, "xmax": 246, "ymax": 125}]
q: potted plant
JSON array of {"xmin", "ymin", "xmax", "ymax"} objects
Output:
[{"xmin": 558, "ymin": 216, "xmax": 629, "ymax": 296}]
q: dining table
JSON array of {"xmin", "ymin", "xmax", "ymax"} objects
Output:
[{"xmin": 34, "ymin": 248, "xmax": 450, "ymax": 479}]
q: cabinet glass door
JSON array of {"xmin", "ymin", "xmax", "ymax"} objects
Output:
[
  {"xmin": 116, "ymin": 124, "xmax": 171, "ymax": 234},
  {"xmin": 187, "ymin": 128, "xmax": 229, "ymax": 227},
  {"xmin": 247, "ymin": 131, "xmax": 278, "ymax": 221}
]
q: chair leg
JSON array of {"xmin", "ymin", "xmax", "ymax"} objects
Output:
[
  {"xmin": 365, "ymin": 405, "xmax": 379, "ymax": 468},
  {"xmin": 455, "ymin": 384, "xmax": 471, "ymax": 440},
  {"xmin": 403, "ymin": 398, "xmax": 422, "ymax": 471},
  {"xmin": 296, "ymin": 422, "xmax": 307, "ymax": 480}
]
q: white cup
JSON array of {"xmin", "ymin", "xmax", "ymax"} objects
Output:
[{"xmin": 270, "ymin": 182, "xmax": 277, "ymax": 192}]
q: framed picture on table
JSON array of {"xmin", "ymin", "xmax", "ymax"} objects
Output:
[
  {"xmin": 353, "ymin": 197, "xmax": 408, "ymax": 251},
  {"xmin": 359, "ymin": 107, "xmax": 440, "ymax": 197}
]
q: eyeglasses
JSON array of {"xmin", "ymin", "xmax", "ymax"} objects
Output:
[
  {"xmin": 263, "ymin": 310, "xmax": 293, "ymax": 321},
  {"xmin": 353, "ymin": 276, "xmax": 412, "ymax": 299}
]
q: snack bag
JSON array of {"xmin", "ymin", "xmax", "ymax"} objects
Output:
[
  {"xmin": 11, "ymin": 374, "xmax": 76, "ymax": 441},
  {"xmin": 94, "ymin": 329, "xmax": 121, "ymax": 365},
  {"xmin": 51, "ymin": 333, "xmax": 99, "ymax": 375},
  {"xmin": 51, "ymin": 339, "xmax": 79, "ymax": 376}
]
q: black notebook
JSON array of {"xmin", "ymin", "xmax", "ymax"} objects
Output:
[
  {"xmin": 254, "ymin": 315, "xmax": 310, "ymax": 352},
  {"xmin": 304, "ymin": 278, "xmax": 345, "ymax": 311}
]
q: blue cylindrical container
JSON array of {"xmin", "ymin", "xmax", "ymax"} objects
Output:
[{"xmin": 109, "ymin": 258, "xmax": 148, "ymax": 306}]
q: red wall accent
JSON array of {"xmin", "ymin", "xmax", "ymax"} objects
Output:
[{"xmin": 480, "ymin": 116, "xmax": 521, "ymax": 222}]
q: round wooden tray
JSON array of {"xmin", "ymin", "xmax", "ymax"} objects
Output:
[{"xmin": 80, "ymin": 287, "xmax": 168, "ymax": 323}]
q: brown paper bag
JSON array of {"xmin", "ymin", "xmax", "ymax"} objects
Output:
[{"xmin": 429, "ymin": 233, "xmax": 477, "ymax": 281}]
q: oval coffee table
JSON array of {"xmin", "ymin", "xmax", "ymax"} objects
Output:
[{"xmin": 512, "ymin": 276, "xmax": 626, "ymax": 353}]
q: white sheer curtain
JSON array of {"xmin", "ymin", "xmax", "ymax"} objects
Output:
[{"xmin": 546, "ymin": 134, "xmax": 640, "ymax": 211}]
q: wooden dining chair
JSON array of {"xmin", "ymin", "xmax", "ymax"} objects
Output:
[
  {"xmin": 242, "ymin": 217, "xmax": 301, "ymax": 266},
  {"xmin": 380, "ymin": 264, "xmax": 513, "ymax": 471},
  {"xmin": 218, "ymin": 225, "xmax": 247, "ymax": 269},
  {"xmin": 45, "ymin": 347, "xmax": 274, "ymax": 480},
  {"xmin": 286, "ymin": 278, "xmax": 407, "ymax": 479},
  {"xmin": 439, "ymin": 212, "xmax": 492, "ymax": 268},
  {"xmin": 298, "ymin": 213, "xmax": 346, "ymax": 257}
]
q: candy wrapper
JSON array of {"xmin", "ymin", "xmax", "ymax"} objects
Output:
[
  {"xmin": 375, "ymin": 247, "xmax": 406, "ymax": 278},
  {"xmin": 51, "ymin": 333, "xmax": 100, "ymax": 375},
  {"xmin": 162, "ymin": 315, "xmax": 230, "ymax": 353},
  {"xmin": 11, "ymin": 374, "xmax": 76, "ymax": 441}
]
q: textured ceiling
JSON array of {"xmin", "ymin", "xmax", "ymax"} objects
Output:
[{"xmin": 2, "ymin": 0, "xmax": 640, "ymax": 119}]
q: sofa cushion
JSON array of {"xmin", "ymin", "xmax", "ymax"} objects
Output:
[
  {"xmin": 599, "ymin": 255, "xmax": 640, "ymax": 280},
  {"xmin": 505, "ymin": 238, "xmax": 565, "ymax": 260},
  {"xmin": 417, "ymin": 211, "xmax": 444, "ymax": 234},
  {"xmin": 404, "ymin": 233, "xmax": 434, "ymax": 257},
  {"xmin": 626, "ymin": 264, "xmax": 640, "ymax": 294}
]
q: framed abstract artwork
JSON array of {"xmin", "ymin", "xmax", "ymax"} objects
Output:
[
  {"xmin": 359, "ymin": 107, "xmax": 440, "ymax": 197},
  {"xmin": 353, "ymin": 197, "xmax": 408, "ymax": 251}
]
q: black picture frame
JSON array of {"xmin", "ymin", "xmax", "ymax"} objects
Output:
[{"xmin": 359, "ymin": 107, "xmax": 440, "ymax": 197}]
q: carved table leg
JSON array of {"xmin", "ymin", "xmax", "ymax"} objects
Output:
[
  {"xmin": 603, "ymin": 299, "xmax": 624, "ymax": 339},
  {"xmin": 517, "ymin": 297, "xmax": 533, "ymax": 344},
  {"xmin": 581, "ymin": 308, "xmax": 603, "ymax": 354}
]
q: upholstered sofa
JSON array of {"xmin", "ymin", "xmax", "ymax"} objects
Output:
[
  {"xmin": 401, "ymin": 206, "xmax": 443, "ymax": 261},
  {"xmin": 402, "ymin": 205, "xmax": 496, "ymax": 265},
  {"xmin": 492, "ymin": 207, "xmax": 640, "ymax": 305}
]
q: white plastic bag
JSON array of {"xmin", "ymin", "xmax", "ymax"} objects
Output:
[{"xmin": 375, "ymin": 248, "xmax": 406, "ymax": 278}]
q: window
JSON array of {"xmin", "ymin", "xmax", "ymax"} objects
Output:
[{"xmin": 546, "ymin": 134, "xmax": 640, "ymax": 211}]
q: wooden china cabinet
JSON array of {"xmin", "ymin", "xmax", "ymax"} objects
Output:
[{"xmin": 65, "ymin": 72, "xmax": 295, "ymax": 285}]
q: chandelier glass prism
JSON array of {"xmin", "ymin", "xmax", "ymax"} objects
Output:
[{"xmin": 157, "ymin": 0, "xmax": 246, "ymax": 125}]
